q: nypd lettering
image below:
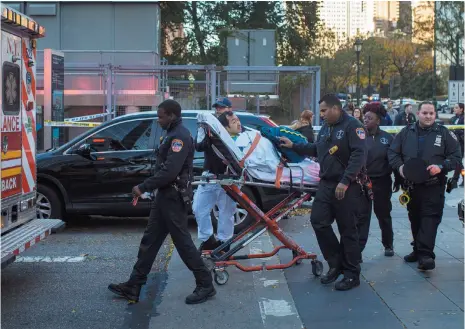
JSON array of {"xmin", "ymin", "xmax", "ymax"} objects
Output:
[{"xmin": 434, "ymin": 135, "xmax": 442, "ymax": 147}]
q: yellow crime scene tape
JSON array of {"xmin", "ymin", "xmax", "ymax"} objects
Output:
[
  {"xmin": 313, "ymin": 125, "xmax": 464, "ymax": 134},
  {"xmin": 44, "ymin": 120, "xmax": 102, "ymax": 128}
]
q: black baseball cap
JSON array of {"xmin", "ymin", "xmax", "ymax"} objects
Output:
[{"xmin": 212, "ymin": 97, "xmax": 232, "ymax": 108}]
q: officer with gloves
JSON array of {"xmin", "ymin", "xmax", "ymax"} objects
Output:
[
  {"xmin": 388, "ymin": 101, "xmax": 462, "ymax": 271},
  {"xmin": 108, "ymin": 100, "xmax": 215, "ymax": 304},
  {"xmin": 193, "ymin": 97, "xmax": 237, "ymax": 251},
  {"xmin": 280, "ymin": 93, "xmax": 367, "ymax": 291}
]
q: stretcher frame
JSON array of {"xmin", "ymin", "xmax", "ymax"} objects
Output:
[{"xmin": 193, "ymin": 123, "xmax": 323, "ymax": 285}]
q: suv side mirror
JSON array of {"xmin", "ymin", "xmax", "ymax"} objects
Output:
[{"xmin": 75, "ymin": 144, "xmax": 94, "ymax": 160}]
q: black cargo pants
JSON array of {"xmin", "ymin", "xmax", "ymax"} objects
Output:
[
  {"xmin": 358, "ymin": 175, "xmax": 394, "ymax": 252},
  {"xmin": 310, "ymin": 181, "xmax": 363, "ymax": 279},
  {"xmin": 129, "ymin": 186, "xmax": 212, "ymax": 287},
  {"xmin": 407, "ymin": 182, "xmax": 445, "ymax": 260}
]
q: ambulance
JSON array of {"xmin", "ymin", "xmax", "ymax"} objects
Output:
[{"xmin": 1, "ymin": 4, "xmax": 64, "ymax": 267}]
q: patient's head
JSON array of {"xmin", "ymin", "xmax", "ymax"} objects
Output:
[{"xmin": 218, "ymin": 111, "xmax": 242, "ymax": 135}]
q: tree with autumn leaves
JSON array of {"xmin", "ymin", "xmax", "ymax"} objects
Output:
[
  {"xmin": 159, "ymin": 1, "xmax": 459, "ymax": 100},
  {"xmin": 317, "ymin": 34, "xmax": 443, "ymax": 100}
]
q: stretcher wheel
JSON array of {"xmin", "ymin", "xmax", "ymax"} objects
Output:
[
  {"xmin": 292, "ymin": 250, "xmax": 303, "ymax": 265},
  {"xmin": 311, "ymin": 260, "xmax": 324, "ymax": 276},
  {"xmin": 214, "ymin": 270, "xmax": 229, "ymax": 285}
]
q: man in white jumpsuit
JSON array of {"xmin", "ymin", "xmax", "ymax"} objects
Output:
[{"xmin": 193, "ymin": 98, "xmax": 237, "ymax": 251}]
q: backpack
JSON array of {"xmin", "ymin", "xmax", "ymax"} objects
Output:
[{"xmin": 260, "ymin": 126, "xmax": 308, "ymax": 163}]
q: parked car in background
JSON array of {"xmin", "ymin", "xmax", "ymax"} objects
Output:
[{"xmin": 36, "ymin": 110, "xmax": 286, "ymax": 233}]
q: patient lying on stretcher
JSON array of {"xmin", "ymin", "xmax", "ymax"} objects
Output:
[{"xmin": 197, "ymin": 111, "xmax": 320, "ymax": 186}]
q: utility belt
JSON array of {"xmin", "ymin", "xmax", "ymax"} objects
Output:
[
  {"xmin": 154, "ymin": 176, "xmax": 192, "ymax": 207},
  {"xmin": 327, "ymin": 145, "xmax": 373, "ymax": 200},
  {"xmin": 172, "ymin": 176, "xmax": 192, "ymax": 207},
  {"xmin": 399, "ymin": 176, "xmax": 444, "ymax": 207}
]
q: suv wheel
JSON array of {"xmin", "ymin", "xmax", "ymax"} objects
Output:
[
  {"xmin": 210, "ymin": 187, "xmax": 257, "ymax": 234},
  {"xmin": 37, "ymin": 184, "xmax": 63, "ymax": 220}
]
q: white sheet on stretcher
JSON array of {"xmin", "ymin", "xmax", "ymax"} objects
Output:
[{"xmin": 196, "ymin": 112, "xmax": 320, "ymax": 186}]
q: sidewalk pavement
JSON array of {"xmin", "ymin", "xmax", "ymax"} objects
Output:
[{"xmin": 139, "ymin": 187, "xmax": 464, "ymax": 329}]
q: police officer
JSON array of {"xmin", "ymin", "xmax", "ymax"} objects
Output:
[
  {"xmin": 193, "ymin": 97, "xmax": 237, "ymax": 251},
  {"xmin": 280, "ymin": 93, "xmax": 367, "ymax": 291},
  {"xmin": 108, "ymin": 100, "xmax": 215, "ymax": 304},
  {"xmin": 388, "ymin": 101, "xmax": 462, "ymax": 271},
  {"xmin": 358, "ymin": 102, "xmax": 395, "ymax": 259}
]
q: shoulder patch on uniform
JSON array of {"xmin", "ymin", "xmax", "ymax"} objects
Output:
[
  {"xmin": 171, "ymin": 139, "xmax": 184, "ymax": 152},
  {"xmin": 449, "ymin": 130, "xmax": 458, "ymax": 141},
  {"xmin": 355, "ymin": 128, "xmax": 366, "ymax": 140}
]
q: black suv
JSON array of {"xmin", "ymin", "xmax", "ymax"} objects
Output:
[{"xmin": 36, "ymin": 110, "xmax": 287, "ymax": 232}]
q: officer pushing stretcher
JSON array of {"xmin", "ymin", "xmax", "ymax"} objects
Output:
[{"xmin": 280, "ymin": 93, "xmax": 368, "ymax": 291}]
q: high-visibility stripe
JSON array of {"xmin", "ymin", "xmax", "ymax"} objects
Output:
[
  {"xmin": 1, "ymin": 158, "xmax": 21, "ymax": 169},
  {"xmin": 1, "ymin": 150, "xmax": 21, "ymax": 160},
  {"xmin": 1, "ymin": 167, "xmax": 22, "ymax": 178}
]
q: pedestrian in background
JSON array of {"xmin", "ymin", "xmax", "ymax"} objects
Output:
[
  {"xmin": 108, "ymin": 100, "xmax": 215, "ymax": 304},
  {"xmin": 388, "ymin": 102, "xmax": 462, "ymax": 271},
  {"xmin": 386, "ymin": 100, "xmax": 398, "ymax": 125},
  {"xmin": 358, "ymin": 102, "xmax": 395, "ymax": 260},
  {"xmin": 394, "ymin": 103, "xmax": 416, "ymax": 126},
  {"xmin": 290, "ymin": 109, "xmax": 315, "ymax": 143},
  {"xmin": 451, "ymin": 103, "xmax": 464, "ymax": 186},
  {"xmin": 353, "ymin": 108, "xmax": 364, "ymax": 124}
]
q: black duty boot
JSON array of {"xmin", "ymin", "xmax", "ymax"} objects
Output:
[
  {"xmin": 403, "ymin": 251, "xmax": 418, "ymax": 263},
  {"xmin": 108, "ymin": 282, "xmax": 141, "ymax": 302},
  {"xmin": 199, "ymin": 235, "xmax": 219, "ymax": 252},
  {"xmin": 185, "ymin": 285, "xmax": 217, "ymax": 304},
  {"xmin": 418, "ymin": 257, "xmax": 435, "ymax": 271},
  {"xmin": 335, "ymin": 277, "xmax": 360, "ymax": 291},
  {"xmin": 320, "ymin": 268, "xmax": 342, "ymax": 284},
  {"xmin": 384, "ymin": 247, "xmax": 395, "ymax": 257}
]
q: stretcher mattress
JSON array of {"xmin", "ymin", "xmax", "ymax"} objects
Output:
[{"xmin": 196, "ymin": 112, "xmax": 320, "ymax": 186}]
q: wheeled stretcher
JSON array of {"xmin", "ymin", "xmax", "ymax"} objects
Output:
[{"xmin": 193, "ymin": 114, "xmax": 323, "ymax": 285}]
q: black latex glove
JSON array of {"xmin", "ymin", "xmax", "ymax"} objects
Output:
[{"xmin": 392, "ymin": 171, "xmax": 402, "ymax": 193}]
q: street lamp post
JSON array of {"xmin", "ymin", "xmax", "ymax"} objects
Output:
[
  {"xmin": 432, "ymin": 0, "xmax": 437, "ymax": 108},
  {"xmin": 354, "ymin": 38, "xmax": 363, "ymax": 106}
]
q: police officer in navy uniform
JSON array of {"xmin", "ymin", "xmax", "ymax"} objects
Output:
[
  {"xmin": 280, "ymin": 93, "xmax": 367, "ymax": 291},
  {"xmin": 388, "ymin": 102, "xmax": 462, "ymax": 271},
  {"xmin": 109, "ymin": 100, "xmax": 215, "ymax": 304},
  {"xmin": 358, "ymin": 102, "xmax": 395, "ymax": 259}
]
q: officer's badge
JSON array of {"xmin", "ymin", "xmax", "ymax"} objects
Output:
[
  {"xmin": 355, "ymin": 128, "xmax": 366, "ymax": 140},
  {"xmin": 336, "ymin": 130, "xmax": 344, "ymax": 140},
  {"xmin": 449, "ymin": 131, "xmax": 458, "ymax": 141},
  {"xmin": 380, "ymin": 137, "xmax": 389, "ymax": 145},
  {"xmin": 434, "ymin": 135, "xmax": 442, "ymax": 147},
  {"xmin": 171, "ymin": 139, "xmax": 183, "ymax": 152}
]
